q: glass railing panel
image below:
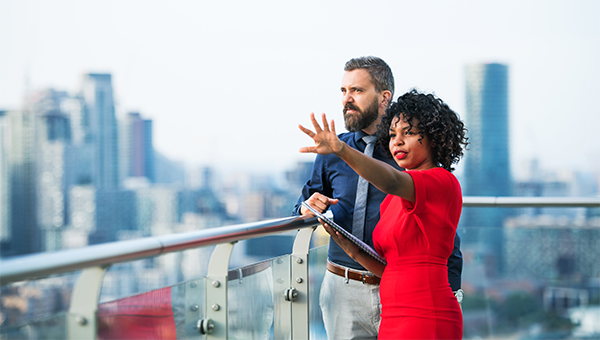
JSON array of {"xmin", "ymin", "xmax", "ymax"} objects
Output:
[
  {"xmin": 308, "ymin": 244, "xmax": 328, "ymax": 340},
  {"xmin": 96, "ymin": 245, "xmax": 214, "ymax": 339},
  {"xmin": 97, "ymin": 277, "xmax": 206, "ymax": 339},
  {"xmin": 458, "ymin": 213, "xmax": 600, "ymax": 340},
  {"xmin": 0, "ymin": 311, "xmax": 67, "ymax": 340},
  {"xmin": 0, "ymin": 271, "xmax": 79, "ymax": 337},
  {"xmin": 99, "ymin": 245, "xmax": 215, "ymax": 304},
  {"xmin": 228, "ymin": 259, "xmax": 277, "ymax": 340}
]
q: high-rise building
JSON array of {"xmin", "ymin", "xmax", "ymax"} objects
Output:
[
  {"xmin": 0, "ymin": 111, "xmax": 12, "ymax": 251},
  {"xmin": 461, "ymin": 63, "xmax": 511, "ymax": 275},
  {"xmin": 81, "ymin": 73, "xmax": 119, "ymax": 190},
  {"xmin": 120, "ymin": 112, "xmax": 155, "ymax": 183},
  {"xmin": 2, "ymin": 109, "xmax": 41, "ymax": 257},
  {"xmin": 463, "ymin": 63, "xmax": 511, "ymax": 198},
  {"xmin": 29, "ymin": 90, "xmax": 72, "ymax": 251},
  {"xmin": 68, "ymin": 185, "xmax": 136, "ymax": 246},
  {"xmin": 503, "ymin": 216, "xmax": 600, "ymax": 281},
  {"xmin": 60, "ymin": 94, "xmax": 86, "ymax": 146},
  {"xmin": 135, "ymin": 187, "xmax": 178, "ymax": 235}
]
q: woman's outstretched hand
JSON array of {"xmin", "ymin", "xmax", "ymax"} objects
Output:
[{"xmin": 299, "ymin": 113, "xmax": 345, "ymax": 155}]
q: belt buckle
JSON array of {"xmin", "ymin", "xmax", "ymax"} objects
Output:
[
  {"xmin": 344, "ymin": 268, "xmax": 350, "ymax": 284},
  {"xmin": 362, "ymin": 273, "xmax": 367, "ymax": 284}
]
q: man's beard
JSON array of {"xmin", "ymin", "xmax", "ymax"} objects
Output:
[{"xmin": 343, "ymin": 98, "xmax": 380, "ymax": 132}]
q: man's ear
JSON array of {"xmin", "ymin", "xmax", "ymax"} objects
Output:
[{"xmin": 380, "ymin": 90, "xmax": 392, "ymax": 108}]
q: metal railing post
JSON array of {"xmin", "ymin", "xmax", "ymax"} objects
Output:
[
  {"xmin": 290, "ymin": 227, "xmax": 315, "ymax": 340},
  {"xmin": 201, "ymin": 242, "xmax": 234, "ymax": 339},
  {"xmin": 183, "ymin": 279, "xmax": 203, "ymax": 339},
  {"xmin": 67, "ymin": 266, "xmax": 108, "ymax": 340},
  {"xmin": 273, "ymin": 254, "xmax": 292, "ymax": 340}
]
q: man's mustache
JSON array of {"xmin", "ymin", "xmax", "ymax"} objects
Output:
[{"xmin": 343, "ymin": 103, "xmax": 360, "ymax": 115}]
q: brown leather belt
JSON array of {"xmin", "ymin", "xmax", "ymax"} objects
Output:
[{"xmin": 327, "ymin": 261, "xmax": 381, "ymax": 285}]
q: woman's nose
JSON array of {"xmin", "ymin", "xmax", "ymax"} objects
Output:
[{"xmin": 392, "ymin": 136, "xmax": 404, "ymax": 145}]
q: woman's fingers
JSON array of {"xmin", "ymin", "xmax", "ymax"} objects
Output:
[
  {"xmin": 299, "ymin": 112, "xmax": 339, "ymax": 155},
  {"xmin": 320, "ymin": 113, "xmax": 330, "ymax": 132},
  {"xmin": 310, "ymin": 113, "xmax": 323, "ymax": 133},
  {"xmin": 322, "ymin": 222, "xmax": 337, "ymax": 238},
  {"xmin": 301, "ymin": 113, "xmax": 334, "ymax": 138},
  {"xmin": 298, "ymin": 124, "xmax": 315, "ymax": 138},
  {"xmin": 298, "ymin": 146, "xmax": 316, "ymax": 154},
  {"xmin": 298, "ymin": 123, "xmax": 317, "ymax": 154}
]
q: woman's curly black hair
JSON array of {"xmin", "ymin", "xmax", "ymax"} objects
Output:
[{"xmin": 376, "ymin": 89, "xmax": 469, "ymax": 172}]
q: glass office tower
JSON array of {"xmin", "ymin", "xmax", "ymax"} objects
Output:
[
  {"xmin": 81, "ymin": 73, "xmax": 119, "ymax": 190},
  {"xmin": 121, "ymin": 112, "xmax": 155, "ymax": 183},
  {"xmin": 462, "ymin": 63, "xmax": 511, "ymax": 275}
]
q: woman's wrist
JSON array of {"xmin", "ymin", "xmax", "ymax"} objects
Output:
[{"xmin": 333, "ymin": 141, "xmax": 346, "ymax": 156}]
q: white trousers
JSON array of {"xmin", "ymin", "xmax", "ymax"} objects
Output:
[{"xmin": 319, "ymin": 269, "xmax": 381, "ymax": 339}]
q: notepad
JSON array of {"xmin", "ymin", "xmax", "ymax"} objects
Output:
[{"xmin": 302, "ymin": 201, "xmax": 387, "ymax": 265}]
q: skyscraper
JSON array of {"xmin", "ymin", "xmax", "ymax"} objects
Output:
[
  {"xmin": 2, "ymin": 109, "xmax": 41, "ymax": 257},
  {"xmin": 0, "ymin": 111, "xmax": 12, "ymax": 253},
  {"xmin": 463, "ymin": 63, "xmax": 511, "ymax": 198},
  {"xmin": 121, "ymin": 112, "xmax": 155, "ymax": 183},
  {"xmin": 462, "ymin": 63, "xmax": 511, "ymax": 275},
  {"xmin": 81, "ymin": 73, "xmax": 119, "ymax": 190}
]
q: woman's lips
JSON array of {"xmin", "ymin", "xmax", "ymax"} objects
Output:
[{"xmin": 394, "ymin": 150, "xmax": 407, "ymax": 160}]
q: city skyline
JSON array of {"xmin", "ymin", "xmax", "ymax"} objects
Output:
[{"xmin": 1, "ymin": 0, "xmax": 599, "ymax": 177}]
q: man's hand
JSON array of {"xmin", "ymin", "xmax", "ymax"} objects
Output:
[
  {"xmin": 300, "ymin": 192, "xmax": 339, "ymax": 216},
  {"xmin": 299, "ymin": 113, "xmax": 345, "ymax": 155}
]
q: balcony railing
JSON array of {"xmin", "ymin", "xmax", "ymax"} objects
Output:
[{"xmin": 0, "ymin": 197, "xmax": 599, "ymax": 339}]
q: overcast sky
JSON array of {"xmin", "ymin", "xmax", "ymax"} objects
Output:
[{"xmin": 1, "ymin": 0, "xmax": 599, "ymax": 179}]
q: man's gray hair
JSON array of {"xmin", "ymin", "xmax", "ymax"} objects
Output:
[{"xmin": 344, "ymin": 56, "xmax": 395, "ymax": 98}]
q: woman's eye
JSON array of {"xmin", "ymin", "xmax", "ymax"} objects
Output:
[{"xmin": 389, "ymin": 133, "xmax": 396, "ymax": 139}]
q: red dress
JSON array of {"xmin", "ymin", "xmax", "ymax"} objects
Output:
[{"xmin": 373, "ymin": 168, "xmax": 463, "ymax": 339}]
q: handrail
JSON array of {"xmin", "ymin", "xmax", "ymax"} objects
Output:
[
  {"xmin": 463, "ymin": 196, "xmax": 600, "ymax": 207},
  {"xmin": 0, "ymin": 215, "xmax": 319, "ymax": 286}
]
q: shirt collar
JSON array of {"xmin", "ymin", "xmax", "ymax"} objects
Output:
[{"xmin": 353, "ymin": 130, "xmax": 370, "ymax": 144}]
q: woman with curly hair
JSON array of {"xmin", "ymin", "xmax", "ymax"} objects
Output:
[{"xmin": 299, "ymin": 89, "xmax": 468, "ymax": 339}]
